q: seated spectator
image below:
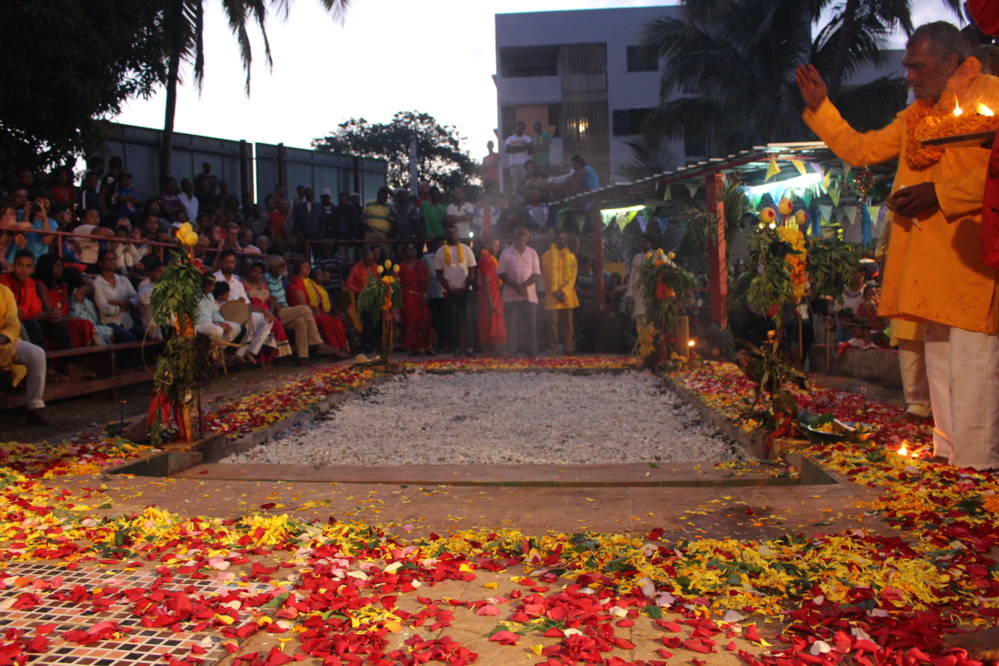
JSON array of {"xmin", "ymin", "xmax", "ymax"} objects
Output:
[
  {"xmin": 66, "ymin": 269, "xmax": 113, "ymax": 346},
  {"xmin": 71, "ymin": 208, "xmax": 115, "ymax": 269},
  {"xmin": 241, "ymin": 260, "xmax": 292, "ymax": 364},
  {"xmin": 143, "ymin": 198, "xmax": 170, "ymax": 232},
  {"xmin": 50, "ymin": 166, "xmax": 76, "ymax": 209},
  {"xmin": 838, "ymin": 320, "xmax": 872, "ymax": 355},
  {"xmin": 287, "ymin": 259, "xmax": 350, "ymax": 357},
  {"xmin": 524, "ymin": 189, "xmax": 549, "ymax": 231},
  {"xmin": 0, "ymin": 282, "xmax": 49, "ymax": 424},
  {"xmin": 17, "ymin": 194, "xmax": 57, "ymax": 261},
  {"xmin": 263, "ymin": 255, "xmax": 342, "ymax": 365},
  {"xmin": 570, "ymin": 155, "xmax": 599, "ymax": 193},
  {"xmin": 77, "ymin": 171, "xmax": 101, "ymax": 217},
  {"xmin": 112, "ymin": 219, "xmax": 143, "ymax": 274},
  {"xmin": 239, "ymin": 227, "xmax": 262, "ymax": 254},
  {"xmin": 194, "ymin": 274, "xmax": 241, "ymax": 344},
  {"xmin": 33, "ymin": 255, "xmax": 101, "ymax": 348},
  {"xmin": 832, "ymin": 307, "xmax": 856, "ymax": 344},
  {"xmin": 0, "ymin": 250, "xmax": 77, "ymax": 380},
  {"xmin": 215, "ymin": 248, "xmax": 273, "ymax": 366},
  {"xmin": 137, "ymin": 260, "xmax": 165, "ymax": 341},
  {"xmin": 92, "ymin": 249, "xmax": 144, "ymax": 343}
]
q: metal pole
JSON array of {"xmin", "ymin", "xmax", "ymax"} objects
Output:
[
  {"xmin": 705, "ymin": 171, "xmax": 728, "ymax": 328},
  {"xmin": 409, "ymin": 135, "xmax": 419, "ymax": 197},
  {"xmin": 593, "ymin": 201, "xmax": 604, "ymax": 308}
]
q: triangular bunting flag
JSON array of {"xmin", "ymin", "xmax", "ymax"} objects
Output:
[
  {"xmin": 686, "ymin": 182, "xmax": 700, "ymax": 199},
  {"xmin": 829, "ymin": 186, "xmax": 841, "ymax": 208},
  {"xmin": 822, "ymin": 170, "xmax": 833, "ymax": 191},
  {"xmin": 811, "ymin": 162, "xmax": 824, "ymax": 176},
  {"xmin": 791, "ymin": 159, "xmax": 808, "ymax": 176},
  {"xmin": 818, "ymin": 204, "xmax": 833, "ymax": 224},
  {"xmin": 765, "ymin": 156, "xmax": 781, "ymax": 182},
  {"xmin": 843, "ymin": 206, "xmax": 858, "ymax": 225},
  {"xmin": 803, "ymin": 190, "xmax": 813, "ymax": 207},
  {"xmin": 658, "ymin": 217, "xmax": 668, "ymax": 233},
  {"xmin": 663, "ymin": 185, "xmax": 672, "ymax": 201},
  {"xmin": 637, "ymin": 213, "xmax": 648, "ymax": 233},
  {"xmin": 867, "ymin": 206, "xmax": 881, "ymax": 224},
  {"xmin": 575, "ymin": 213, "xmax": 586, "ymax": 233},
  {"xmin": 841, "ymin": 160, "xmax": 853, "ymax": 179}
]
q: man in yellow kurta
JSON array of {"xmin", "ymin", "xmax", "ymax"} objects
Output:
[
  {"xmin": 0, "ymin": 284, "xmax": 48, "ymax": 425},
  {"xmin": 796, "ymin": 22, "xmax": 999, "ymax": 469},
  {"xmin": 541, "ymin": 229, "xmax": 579, "ymax": 354}
]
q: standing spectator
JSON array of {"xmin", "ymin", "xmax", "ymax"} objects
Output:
[
  {"xmin": 477, "ymin": 238, "xmax": 506, "ymax": 354},
  {"xmin": 78, "ymin": 171, "xmax": 101, "ymax": 216},
  {"xmin": 446, "ymin": 186, "xmax": 475, "ymax": 239},
  {"xmin": 50, "ymin": 167, "xmax": 76, "ymax": 209},
  {"xmin": 482, "ymin": 141, "xmax": 501, "ymax": 193},
  {"xmin": 318, "ymin": 188, "xmax": 336, "ymax": 241},
  {"xmin": 115, "ymin": 172, "xmax": 141, "ymax": 224},
  {"xmin": 504, "ymin": 121, "xmax": 532, "ymax": 191},
  {"xmin": 423, "ymin": 238, "xmax": 445, "ymax": 353},
  {"xmin": 178, "ymin": 178, "xmax": 199, "ymax": 223},
  {"xmin": 420, "ymin": 186, "xmax": 448, "ymax": 240},
  {"xmin": 498, "ymin": 225, "xmax": 541, "ymax": 356},
  {"xmin": 215, "ymin": 249, "xmax": 275, "ymax": 365},
  {"xmin": 194, "ymin": 163, "xmax": 219, "ymax": 207},
  {"xmin": 99, "ymin": 157, "xmax": 123, "ymax": 216},
  {"xmin": 290, "ymin": 186, "xmax": 324, "ymax": 246},
  {"xmin": 362, "ymin": 187, "xmax": 393, "ymax": 256},
  {"xmin": 264, "ymin": 255, "xmax": 340, "ymax": 364},
  {"xmin": 0, "ymin": 283, "xmax": 49, "ymax": 425},
  {"xmin": 92, "ymin": 249, "xmax": 143, "ymax": 342},
  {"xmin": 332, "ymin": 192, "xmax": 363, "ymax": 261},
  {"xmin": 473, "ymin": 193, "xmax": 499, "ymax": 240},
  {"xmin": 434, "ymin": 224, "xmax": 477, "ymax": 355},
  {"xmin": 541, "ymin": 229, "xmax": 579, "ymax": 354},
  {"xmin": 391, "ymin": 189, "xmax": 420, "ymax": 242},
  {"xmin": 214, "ymin": 180, "xmax": 238, "ymax": 214},
  {"xmin": 398, "ymin": 243, "xmax": 431, "ymax": 355},
  {"xmin": 137, "ymin": 260, "xmax": 165, "ymax": 341},
  {"xmin": 158, "ymin": 177, "xmax": 184, "ymax": 222},
  {"xmin": 532, "ymin": 121, "xmax": 552, "ymax": 168}
]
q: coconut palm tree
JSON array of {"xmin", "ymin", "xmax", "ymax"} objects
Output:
[
  {"xmin": 159, "ymin": 0, "xmax": 350, "ymax": 181},
  {"xmin": 637, "ymin": 0, "xmax": 960, "ymax": 158}
]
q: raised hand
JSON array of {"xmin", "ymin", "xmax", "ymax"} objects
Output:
[{"xmin": 794, "ymin": 64, "xmax": 828, "ymax": 112}]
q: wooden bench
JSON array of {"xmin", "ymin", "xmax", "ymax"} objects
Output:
[{"xmin": 0, "ymin": 339, "xmax": 165, "ymax": 409}]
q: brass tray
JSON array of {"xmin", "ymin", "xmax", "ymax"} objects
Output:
[{"xmin": 921, "ymin": 130, "xmax": 996, "ymax": 147}]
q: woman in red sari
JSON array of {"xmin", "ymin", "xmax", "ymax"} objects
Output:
[
  {"xmin": 477, "ymin": 238, "xmax": 506, "ymax": 353},
  {"xmin": 287, "ymin": 259, "xmax": 351, "ymax": 355},
  {"xmin": 398, "ymin": 243, "xmax": 431, "ymax": 354},
  {"xmin": 242, "ymin": 261, "xmax": 292, "ymax": 364}
]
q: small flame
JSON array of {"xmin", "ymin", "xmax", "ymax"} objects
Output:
[
  {"xmin": 953, "ymin": 97, "xmax": 964, "ymax": 117},
  {"xmin": 979, "ymin": 102, "xmax": 995, "ymax": 117},
  {"xmin": 688, "ymin": 339, "xmax": 696, "ymax": 347},
  {"xmin": 897, "ymin": 444, "xmax": 909, "ymax": 457}
]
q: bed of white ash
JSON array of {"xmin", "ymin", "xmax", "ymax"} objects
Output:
[{"xmin": 218, "ymin": 370, "xmax": 750, "ymax": 466}]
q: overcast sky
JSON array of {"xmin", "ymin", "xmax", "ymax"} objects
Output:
[{"xmin": 113, "ymin": 0, "xmax": 963, "ymax": 167}]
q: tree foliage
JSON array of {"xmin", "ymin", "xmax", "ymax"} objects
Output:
[
  {"xmin": 0, "ymin": 0, "xmax": 169, "ymax": 170},
  {"xmin": 312, "ymin": 112, "xmax": 477, "ymax": 191},
  {"xmin": 637, "ymin": 0, "xmax": 917, "ymax": 157}
]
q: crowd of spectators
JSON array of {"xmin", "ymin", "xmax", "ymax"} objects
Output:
[{"xmin": 0, "ymin": 155, "xmax": 609, "ymax": 425}]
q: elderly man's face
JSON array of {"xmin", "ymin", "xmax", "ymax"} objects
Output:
[{"xmin": 903, "ymin": 37, "xmax": 959, "ymax": 101}]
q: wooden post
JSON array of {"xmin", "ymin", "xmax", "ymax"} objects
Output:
[{"xmin": 706, "ymin": 172, "xmax": 728, "ymax": 328}]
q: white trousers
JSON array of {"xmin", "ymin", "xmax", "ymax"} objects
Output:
[
  {"xmin": 925, "ymin": 322, "xmax": 999, "ymax": 469},
  {"xmin": 897, "ymin": 338, "xmax": 931, "ymax": 417},
  {"xmin": 16, "ymin": 340, "xmax": 45, "ymax": 410},
  {"xmin": 238, "ymin": 312, "xmax": 273, "ymax": 357},
  {"xmin": 196, "ymin": 321, "xmax": 242, "ymax": 343}
]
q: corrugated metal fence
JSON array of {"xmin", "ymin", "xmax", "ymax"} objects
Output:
[{"xmin": 102, "ymin": 123, "xmax": 386, "ymax": 204}]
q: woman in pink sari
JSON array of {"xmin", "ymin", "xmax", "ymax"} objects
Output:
[
  {"xmin": 242, "ymin": 261, "xmax": 291, "ymax": 364},
  {"xmin": 477, "ymin": 238, "xmax": 506, "ymax": 352}
]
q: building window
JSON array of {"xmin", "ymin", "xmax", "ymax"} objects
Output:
[
  {"xmin": 626, "ymin": 46, "xmax": 658, "ymax": 73},
  {"xmin": 612, "ymin": 108, "xmax": 652, "ymax": 136},
  {"xmin": 567, "ymin": 116, "xmax": 590, "ymax": 139}
]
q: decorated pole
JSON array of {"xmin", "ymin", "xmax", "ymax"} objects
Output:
[{"xmin": 705, "ymin": 171, "xmax": 728, "ymax": 328}]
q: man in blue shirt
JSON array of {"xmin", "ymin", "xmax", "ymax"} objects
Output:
[{"xmin": 570, "ymin": 155, "xmax": 599, "ymax": 193}]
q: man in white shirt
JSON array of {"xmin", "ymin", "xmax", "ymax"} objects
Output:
[
  {"xmin": 214, "ymin": 249, "xmax": 274, "ymax": 365},
  {"xmin": 503, "ymin": 121, "xmax": 532, "ymax": 193},
  {"xmin": 178, "ymin": 178, "xmax": 199, "ymax": 223},
  {"xmin": 446, "ymin": 187, "xmax": 475, "ymax": 239},
  {"xmin": 434, "ymin": 224, "xmax": 477, "ymax": 355},
  {"xmin": 498, "ymin": 225, "xmax": 541, "ymax": 356}
]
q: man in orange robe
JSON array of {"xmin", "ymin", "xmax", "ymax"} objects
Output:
[{"xmin": 796, "ymin": 22, "xmax": 999, "ymax": 470}]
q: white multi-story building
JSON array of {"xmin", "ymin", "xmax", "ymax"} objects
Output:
[{"xmin": 494, "ymin": 6, "xmax": 904, "ymax": 188}]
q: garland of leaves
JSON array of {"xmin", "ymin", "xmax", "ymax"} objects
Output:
[
  {"xmin": 636, "ymin": 250, "xmax": 698, "ymax": 366},
  {"xmin": 805, "ymin": 238, "xmax": 860, "ymax": 301},
  {"xmin": 357, "ymin": 260, "xmax": 403, "ymax": 362},
  {"xmin": 745, "ymin": 226, "xmax": 806, "ymax": 334}
]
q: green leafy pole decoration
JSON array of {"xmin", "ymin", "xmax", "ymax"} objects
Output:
[
  {"xmin": 635, "ymin": 249, "xmax": 698, "ymax": 369},
  {"xmin": 356, "ymin": 260, "xmax": 402, "ymax": 364}
]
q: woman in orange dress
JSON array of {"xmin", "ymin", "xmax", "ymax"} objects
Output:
[
  {"xmin": 477, "ymin": 238, "xmax": 506, "ymax": 352},
  {"xmin": 398, "ymin": 243, "xmax": 431, "ymax": 354},
  {"xmin": 287, "ymin": 259, "xmax": 350, "ymax": 355}
]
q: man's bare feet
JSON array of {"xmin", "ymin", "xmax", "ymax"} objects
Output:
[{"xmin": 943, "ymin": 626, "xmax": 999, "ymax": 662}]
